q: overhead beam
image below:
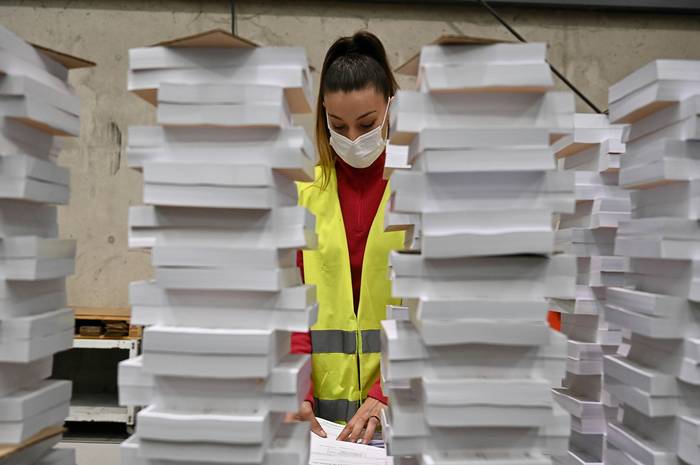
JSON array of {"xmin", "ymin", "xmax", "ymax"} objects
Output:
[{"xmin": 341, "ymin": 0, "xmax": 700, "ymax": 13}]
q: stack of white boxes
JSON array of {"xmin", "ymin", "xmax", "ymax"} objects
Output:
[
  {"xmin": 550, "ymin": 113, "xmax": 630, "ymax": 465},
  {"xmin": 602, "ymin": 60, "xmax": 700, "ymax": 465},
  {"xmin": 116, "ymin": 30, "xmax": 318, "ymax": 465},
  {"xmin": 381, "ymin": 38, "xmax": 577, "ymax": 465},
  {"xmin": 0, "ymin": 24, "xmax": 91, "ymax": 465}
]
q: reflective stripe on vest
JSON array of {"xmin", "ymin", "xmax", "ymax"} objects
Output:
[
  {"xmin": 313, "ymin": 398, "xmax": 360, "ymax": 423},
  {"xmin": 297, "ymin": 166, "xmax": 404, "ymax": 423},
  {"xmin": 310, "ymin": 329, "xmax": 356, "ymax": 354},
  {"xmin": 310, "ymin": 329, "xmax": 382, "ymax": 354},
  {"xmin": 360, "ymin": 329, "xmax": 382, "ymax": 353}
]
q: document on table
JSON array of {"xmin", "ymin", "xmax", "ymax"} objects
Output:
[
  {"xmin": 316, "ymin": 417, "xmax": 344, "ymax": 438},
  {"xmin": 309, "ymin": 418, "xmax": 389, "ymax": 465},
  {"xmin": 316, "ymin": 417, "xmax": 385, "ymax": 447}
]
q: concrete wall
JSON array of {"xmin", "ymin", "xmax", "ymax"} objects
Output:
[{"xmin": 1, "ymin": 0, "xmax": 699, "ymax": 308}]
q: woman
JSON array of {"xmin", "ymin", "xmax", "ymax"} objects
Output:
[{"xmin": 288, "ymin": 31, "xmax": 404, "ymax": 444}]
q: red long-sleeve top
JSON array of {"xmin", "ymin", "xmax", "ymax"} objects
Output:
[{"xmin": 291, "ymin": 152, "xmax": 389, "ymax": 408}]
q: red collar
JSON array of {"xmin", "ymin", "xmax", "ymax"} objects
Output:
[{"xmin": 334, "ymin": 151, "xmax": 386, "ymax": 187}]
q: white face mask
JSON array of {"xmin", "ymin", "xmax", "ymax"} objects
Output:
[{"xmin": 326, "ymin": 98, "xmax": 392, "ymax": 169}]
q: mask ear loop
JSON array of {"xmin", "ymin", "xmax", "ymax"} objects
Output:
[
  {"xmin": 324, "ymin": 111, "xmax": 334, "ymax": 132},
  {"xmin": 382, "ymin": 96, "xmax": 394, "ymax": 142}
]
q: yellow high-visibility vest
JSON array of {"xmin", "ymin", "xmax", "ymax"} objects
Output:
[{"xmin": 297, "ymin": 165, "xmax": 404, "ymax": 423}]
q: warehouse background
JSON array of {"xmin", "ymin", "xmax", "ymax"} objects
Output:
[{"xmin": 0, "ymin": 0, "xmax": 699, "ymax": 309}]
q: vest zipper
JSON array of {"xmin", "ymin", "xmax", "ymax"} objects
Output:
[
  {"xmin": 356, "ymin": 172, "xmax": 365, "ymax": 406},
  {"xmin": 356, "ymin": 331, "xmax": 363, "ymax": 409},
  {"xmin": 355, "ymin": 184, "xmax": 369, "ymax": 405}
]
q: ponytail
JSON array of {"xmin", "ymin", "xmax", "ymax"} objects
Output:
[{"xmin": 314, "ymin": 31, "xmax": 398, "ymax": 190}]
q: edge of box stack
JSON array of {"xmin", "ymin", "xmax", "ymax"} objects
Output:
[
  {"xmin": 381, "ymin": 36, "xmax": 577, "ymax": 465},
  {"xmin": 603, "ymin": 59, "xmax": 700, "ymax": 465},
  {"xmin": 0, "ymin": 24, "xmax": 93, "ymax": 465},
  {"xmin": 117, "ymin": 29, "xmax": 318, "ymax": 465},
  {"xmin": 551, "ymin": 112, "xmax": 630, "ymax": 465}
]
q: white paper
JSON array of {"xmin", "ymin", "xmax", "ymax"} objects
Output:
[{"xmin": 310, "ymin": 418, "xmax": 388, "ymax": 465}]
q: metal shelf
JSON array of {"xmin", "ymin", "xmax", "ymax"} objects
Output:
[
  {"xmin": 64, "ymin": 337, "xmax": 140, "ymax": 425},
  {"xmin": 67, "ymin": 393, "xmax": 132, "ymax": 424},
  {"xmin": 72, "ymin": 338, "xmax": 138, "ymax": 354}
]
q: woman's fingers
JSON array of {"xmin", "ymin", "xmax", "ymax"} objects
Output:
[
  {"xmin": 349, "ymin": 419, "xmax": 366, "ymax": 443},
  {"xmin": 310, "ymin": 416, "xmax": 327, "ymax": 438},
  {"xmin": 337, "ymin": 398, "xmax": 386, "ymax": 443},
  {"xmin": 361, "ymin": 416, "xmax": 379, "ymax": 445},
  {"xmin": 288, "ymin": 401, "xmax": 326, "ymax": 437},
  {"xmin": 336, "ymin": 423, "xmax": 353, "ymax": 442},
  {"xmin": 337, "ymin": 419, "xmax": 365, "ymax": 442}
]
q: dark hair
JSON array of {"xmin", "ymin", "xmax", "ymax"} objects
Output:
[
  {"xmin": 313, "ymin": 31, "xmax": 398, "ymax": 189},
  {"xmin": 321, "ymin": 31, "xmax": 398, "ymax": 98}
]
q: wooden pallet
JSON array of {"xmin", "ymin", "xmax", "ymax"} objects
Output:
[
  {"xmin": 73, "ymin": 307, "xmax": 142, "ymax": 339},
  {"xmin": 0, "ymin": 426, "xmax": 65, "ymax": 460}
]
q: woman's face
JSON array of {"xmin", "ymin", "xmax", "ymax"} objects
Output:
[{"xmin": 324, "ymin": 86, "xmax": 388, "ymax": 142}]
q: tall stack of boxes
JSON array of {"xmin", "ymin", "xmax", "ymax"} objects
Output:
[
  {"xmin": 550, "ymin": 113, "xmax": 629, "ymax": 465},
  {"xmin": 602, "ymin": 60, "xmax": 700, "ymax": 465},
  {"xmin": 381, "ymin": 37, "xmax": 577, "ymax": 465},
  {"xmin": 117, "ymin": 30, "xmax": 318, "ymax": 465},
  {"xmin": 0, "ymin": 24, "xmax": 93, "ymax": 465}
]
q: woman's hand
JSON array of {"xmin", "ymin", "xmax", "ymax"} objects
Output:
[
  {"xmin": 285, "ymin": 401, "xmax": 327, "ymax": 438},
  {"xmin": 337, "ymin": 398, "xmax": 385, "ymax": 444}
]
